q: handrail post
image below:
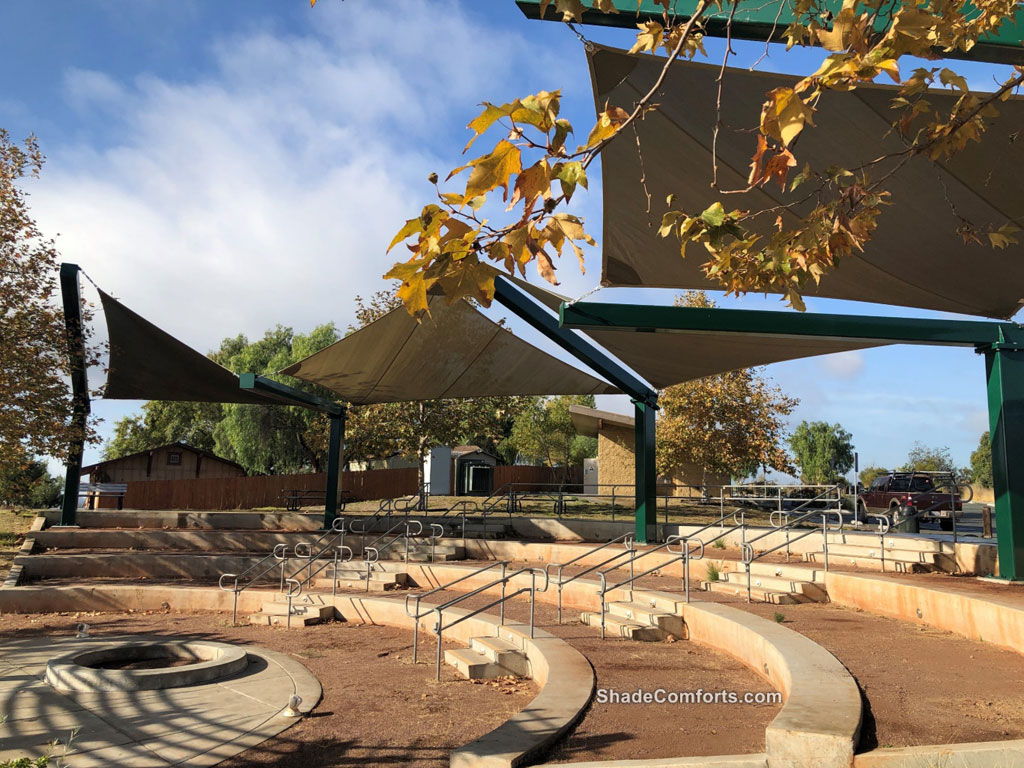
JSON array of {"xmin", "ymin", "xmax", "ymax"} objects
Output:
[
  {"xmin": 684, "ymin": 542, "xmax": 690, "ymax": 604},
  {"xmin": 530, "ymin": 571, "xmax": 537, "ymax": 639},
  {"xmin": 500, "ymin": 562, "xmax": 507, "ymax": 625},
  {"xmin": 232, "ymin": 584, "xmax": 239, "ymax": 626},
  {"xmin": 332, "ymin": 547, "xmax": 339, "ymax": 598},
  {"xmin": 599, "ymin": 573, "xmax": 607, "ymax": 639},
  {"xmin": 435, "ymin": 608, "xmax": 443, "ymax": 682},
  {"xmin": 822, "ymin": 514, "xmax": 830, "ymax": 572}
]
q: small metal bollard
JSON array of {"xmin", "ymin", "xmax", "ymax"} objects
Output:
[
  {"xmin": 283, "ymin": 694, "xmax": 303, "ymax": 718},
  {"xmin": 75, "ymin": 623, "xmax": 90, "ymax": 639},
  {"xmin": 982, "ymin": 505, "xmax": 993, "ymax": 538}
]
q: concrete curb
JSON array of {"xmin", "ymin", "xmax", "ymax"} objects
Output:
[
  {"xmin": 329, "ymin": 594, "xmax": 596, "ymax": 768},
  {"xmin": 533, "ymin": 755, "xmax": 768, "ymax": 768},
  {"xmin": 853, "ymin": 739, "xmax": 1024, "ymax": 767},
  {"xmin": 402, "ymin": 563, "xmax": 860, "ymax": 768}
]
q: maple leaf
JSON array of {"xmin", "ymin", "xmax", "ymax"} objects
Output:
[
  {"xmin": 463, "ymin": 140, "xmax": 523, "ymax": 202},
  {"xmin": 629, "ymin": 21, "xmax": 664, "ymax": 54}
]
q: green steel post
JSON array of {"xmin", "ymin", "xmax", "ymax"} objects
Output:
[
  {"xmin": 634, "ymin": 399, "xmax": 658, "ymax": 543},
  {"xmin": 59, "ymin": 263, "xmax": 90, "ymax": 526},
  {"xmin": 324, "ymin": 410, "xmax": 345, "ymax": 529},
  {"xmin": 984, "ymin": 344, "xmax": 1024, "ymax": 580}
]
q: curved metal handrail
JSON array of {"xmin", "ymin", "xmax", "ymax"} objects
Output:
[
  {"xmin": 405, "ymin": 560, "xmax": 510, "ymax": 663},
  {"xmin": 544, "ymin": 533, "xmax": 635, "ymax": 622},
  {"xmin": 594, "ymin": 535, "xmax": 685, "ymax": 638},
  {"xmin": 219, "ymin": 543, "xmax": 289, "ymax": 625},
  {"xmin": 429, "ymin": 566, "xmax": 550, "ymax": 680}
]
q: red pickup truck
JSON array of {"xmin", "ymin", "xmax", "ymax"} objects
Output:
[{"xmin": 859, "ymin": 471, "xmax": 964, "ymax": 530}]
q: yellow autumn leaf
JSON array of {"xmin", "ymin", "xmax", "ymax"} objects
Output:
[
  {"xmin": 584, "ymin": 105, "xmax": 629, "ymax": 149},
  {"xmin": 464, "ymin": 140, "xmax": 523, "ymax": 202},
  {"xmin": 509, "ymin": 161, "xmax": 551, "ymax": 211},
  {"xmin": 629, "ymin": 21, "xmax": 664, "ymax": 54}
]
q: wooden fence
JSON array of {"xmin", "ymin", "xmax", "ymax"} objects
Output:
[
  {"xmin": 120, "ymin": 465, "xmax": 581, "ymax": 510},
  {"xmin": 122, "ymin": 468, "xmax": 419, "ymax": 510}
]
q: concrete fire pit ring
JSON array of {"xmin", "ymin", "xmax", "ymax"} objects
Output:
[{"xmin": 45, "ymin": 639, "xmax": 248, "ymax": 692}]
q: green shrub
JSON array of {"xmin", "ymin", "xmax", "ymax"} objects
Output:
[{"xmin": 705, "ymin": 563, "xmax": 720, "ymax": 582}]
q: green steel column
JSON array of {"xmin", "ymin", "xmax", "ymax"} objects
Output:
[
  {"xmin": 634, "ymin": 399, "xmax": 658, "ymax": 543},
  {"xmin": 985, "ymin": 345, "xmax": 1024, "ymax": 580},
  {"xmin": 59, "ymin": 263, "xmax": 90, "ymax": 527},
  {"xmin": 324, "ymin": 410, "xmax": 345, "ymax": 529}
]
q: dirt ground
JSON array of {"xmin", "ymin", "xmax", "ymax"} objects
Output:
[
  {"xmin": 0, "ymin": 508, "xmax": 34, "ymax": 573},
  {"xmin": 0, "ymin": 611, "xmax": 535, "ymax": 768},
  {"xmin": 505, "ymin": 559, "xmax": 1024, "ymax": 753},
  {"xmin": 418, "ymin": 587, "xmax": 780, "ymax": 763}
]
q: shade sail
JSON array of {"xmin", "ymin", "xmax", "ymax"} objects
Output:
[
  {"xmin": 279, "ymin": 295, "xmax": 620, "ymax": 403},
  {"xmin": 100, "ymin": 291, "xmax": 279, "ymax": 405},
  {"xmin": 506, "ymin": 276, "xmax": 886, "ymax": 389},
  {"xmin": 592, "ymin": 46, "xmax": 1024, "ymax": 319}
]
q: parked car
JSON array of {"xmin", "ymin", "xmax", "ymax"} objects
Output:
[{"xmin": 858, "ymin": 470, "xmax": 964, "ymax": 530}]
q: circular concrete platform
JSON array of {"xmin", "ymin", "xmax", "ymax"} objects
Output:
[
  {"xmin": 0, "ymin": 634, "xmax": 320, "ymax": 768},
  {"xmin": 45, "ymin": 639, "xmax": 248, "ymax": 692}
]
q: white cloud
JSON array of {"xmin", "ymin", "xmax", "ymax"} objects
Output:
[
  {"xmin": 31, "ymin": 0, "xmax": 544, "ymax": 357},
  {"xmin": 819, "ymin": 350, "xmax": 865, "ymax": 379}
]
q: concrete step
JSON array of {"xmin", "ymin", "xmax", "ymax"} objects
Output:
[
  {"xmin": 807, "ymin": 544, "xmax": 954, "ymax": 572},
  {"xmin": 311, "ymin": 576, "xmax": 404, "ymax": 593},
  {"xmin": 607, "ymin": 601, "xmax": 685, "ymax": 636},
  {"xmin": 703, "ymin": 580, "xmax": 809, "ymax": 604},
  {"xmin": 827, "ymin": 533, "xmax": 952, "ymax": 553},
  {"xmin": 470, "ymin": 636, "xmax": 531, "ymax": 677},
  {"xmin": 580, "ymin": 611, "xmax": 665, "ymax": 641},
  {"xmin": 718, "ymin": 571, "xmax": 827, "ymax": 600},
  {"xmin": 259, "ymin": 600, "xmax": 335, "ymax": 620},
  {"xmin": 739, "ymin": 561, "xmax": 827, "ymax": 583},
  {"xmin": 322, "ymin": 567, "xmax": 408, "ymax": 585},
  {"xmin": 248, "ymin": 612, "xmax": 321, "ymax": 628},
  {"xmin": 444, "ymin": 647, "xmax": 515, "ymax": 679}
]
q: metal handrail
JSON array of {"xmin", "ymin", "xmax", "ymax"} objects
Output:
[
  {"xmin": 218, "ymin": 543, "xmax": 289, "ymax": 625},
  {"xmin": 295, "ymin": 544, "xmax": 355, "ymax": 596},
  {"xmin": 430, "ymin": 566, "xmax": 550, "ymax": 680},
  {"xmin": 405, "ymin": 561, "xmax": 510, "ymax": 663},
  {"xmin": 596, "ymin": 536, "xmax": 684, "ymax": 639},
  {"xmin": 289, "ymin": 518, "xmax": 347, "ymax": 584},
  {"xmin": 679, "ymin": 516, "xmax": 739, "ymax": 603},
  {"xmin": 283, "ymin": 577, "xmax": 301, "ymax": 628},
  {"xmin": 545, "ymin": 533, "xmax": 635, "ymax": 623},
  {"xmin": 740, "ymin": 507, "xmax": 844, "ymax": 602},
  {"xmin": 362, "ymin": 520, "xmax": 425, "ymax": 591}
]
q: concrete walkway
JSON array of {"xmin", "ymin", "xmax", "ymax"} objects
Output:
[{"xmin": 0, "ymin": 634, "xmax": 320, "ymax": 767}]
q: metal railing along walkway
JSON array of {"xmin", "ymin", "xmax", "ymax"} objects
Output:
[
  {"xmin": 545, "ymin": 533, "xmax": 635, "ymax": 623},
  {"xmin": 218, "ymin": 543, "xmax": 289, "ymax": 625},
  {"xmin": 596, "ymin": 536, "xmax": 685, "ymax": 639},
  {"xmin": 404, "ymin": 562, "xmax": 549, "ymax": 679}
]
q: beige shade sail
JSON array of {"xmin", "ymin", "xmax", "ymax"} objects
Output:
[
  {"xmin": 100, "ymin": 290, "xmax": 282, "ymax": 406},
  {"xmin": 592, "ymin": 45, "xmax": 1024, "ymax": 319},
  {"xmin": 280, "ymin": 295, "xmax": 619, "ymax": 403},
  {"xmin": 506, "ymin": 275, "xmax": 887, "ymax": 390}
]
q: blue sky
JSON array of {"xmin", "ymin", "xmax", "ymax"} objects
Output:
[{"xmin": 5, "ymin": 0, "xmax": 1011, "ymax": 477}]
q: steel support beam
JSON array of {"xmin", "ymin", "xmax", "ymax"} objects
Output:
[
  {"xmin": 59, "ymin": 263, "xmax": 90, "ymax": 526},
  {"xmin": 324, "ymin": 411, "xmax": 345, "ymax": 529},
  {"xmin": 984, "ymin": 345, "xmax": 1024, "ymax": 580},
  {"xmin": 492, "ymin": 276, "xmax": 661, "ymax": 542},
  {"xmin": 634, "ymin": 399, "xmax": 658, "ymax": 542},
  {"xmin": 239, "ymin": 373, "xmax": 346, "ymax": 529},
  {"xmin": 561, "ymin": 302, "xmax": 1021, "ymax": 347},
  {"xmin": 238, "ymin": 373, "xmax": 345, "ymax": 416},
  {"xmin": 561, "ymin": 299, "xmax": 1024, "ymax": 576},
  {"xmin": 515, "ymin": 0, "xmax": 1024, "ymax": 66}
]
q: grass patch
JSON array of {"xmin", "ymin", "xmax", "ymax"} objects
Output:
[
  {"xmin": 705, "ymin": 563, "xmax": 720, "ymax": 582},
  {"xmin": 774, "ymin": 612, "xmax": 786, "ymax": 623},
  {"xmin": 712, "ymin": 538, "xmax": 727, "ymax": 549}
]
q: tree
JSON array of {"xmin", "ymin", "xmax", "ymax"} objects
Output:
[
  {"xmin": 373, "ymin": 3, "xmax": 1021, "ymax": 315},
  {"xmin": 104, "ymin": 401, "xmax": 223, "ymax": 459},
  {"xmin": 1, "ymin": 132, "xmax": 98, "ymax": 481},
  {"xmin": 901, "ymin": 442, "xmax": 957, "ymax": 473},
  {"xmin": 107, "ymin": 324, "xmax": 342, "ymax": 475},
  {"xmin": 507, "ymin": 395, "xmax": 598, "ymax": 480},
  {"xmin": 1, "ymin": 455, "xmax": 62, "ymax": 508},
  {"xmin": 656, "ymin": 292, "xmax": 797, "ymax": 483},
  {"xmin": 789, "ymin": 421, "xmax": 855, "ymax": 484},
  {"xmin": 859, "ymin": 465, "xmax": 888, "ymax": 488},
  {"xmin": 970, "ymin": 431, "xmax": 993, "ymax": 488}
]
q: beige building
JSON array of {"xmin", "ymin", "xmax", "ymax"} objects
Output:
[
  {"xmin": 569, "ymin": 405, "xmax": 728, "ymax": 497},
  {"xmin": 81, "ymin": 443, "xmax": 246, "ymax": 484}
]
